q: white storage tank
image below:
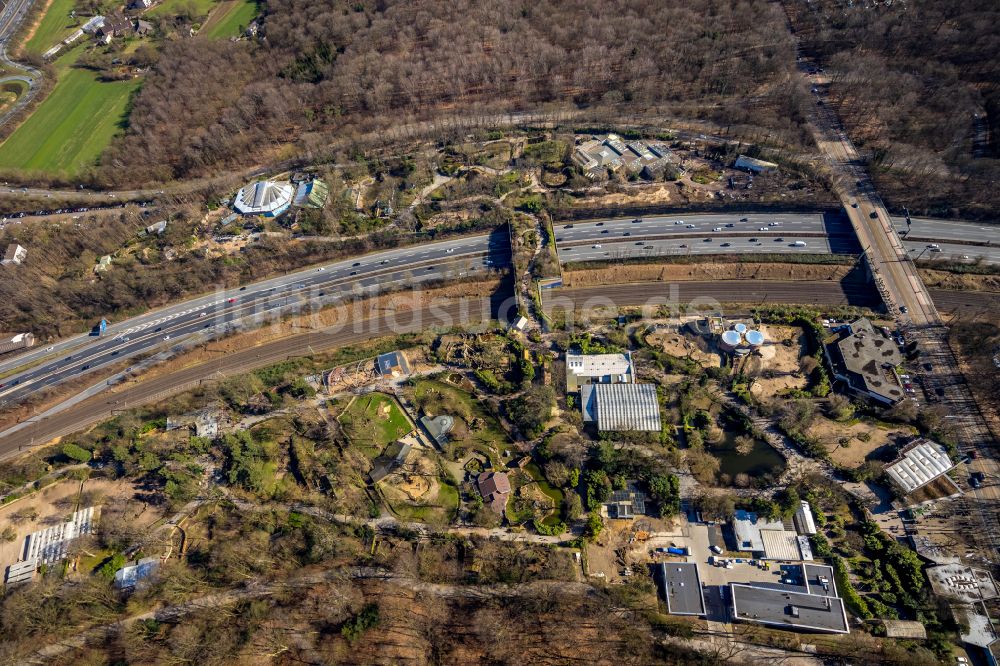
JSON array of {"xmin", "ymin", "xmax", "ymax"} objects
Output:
[
  {"xmin": 745, "ymin": 330, "xmax": 765, "ymax": 348},
  {"xmin": 721, "ymin": 330, "xmax": 742, "ymax": 351}
]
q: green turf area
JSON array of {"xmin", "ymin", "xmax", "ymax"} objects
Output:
[
  {"xmin": 0, "ymin": 68, "xmax": 140, "ymax": 176},
  {"xmin": 204, "ymin": 0, "xmax": 259, "ymax": 39},
  {"xmin": 22, "ymin": 0, "xmax": 79, "ymax": 55},
  {"xmin": 336, "ymin": 393, "xmax": 412, "ymax": 457},
  {"xmin": 148, "ymin": 0, "xmax": 217, "ymax": 18},
  {"xmin": 408, "ymin": 378, "xmax": 514, "ymax": 464}
]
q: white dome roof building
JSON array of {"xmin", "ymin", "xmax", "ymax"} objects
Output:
[{"xmin": 233, "ymin": 180, "xmax": 294, "ymax": 217}]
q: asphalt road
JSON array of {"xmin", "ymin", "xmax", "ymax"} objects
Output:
[
  {"xmin": 0, "ymin": 232, "xmax": 509, "ymax": 406},
  {"xmin": 555, "ymin": 213, "xmax": 998, "ymax": 264},
  {"xmin": 542, "ymin": 282, "xmax": 996, "ymax": 314},
  {"xmin": 893, "ymin": 216, "xmax": 999, "ymax": 245},
  {"xmin": 560, "ymin": 236, "xmax": 837, "ymax": 263},
  {"xmin": 0, "ymin": 300, "xmax": 493, "ymax": 459},
  {"xmin": 554, "ymin": 212, "xmax": 848, "ymax": 242},
  {"xmin": 0, "ymin": 0, "xmax": 41, "ymax": 128},
  {"xmin": 902, "ymin": 240, "xmax": 1000, "ymax": 265}
]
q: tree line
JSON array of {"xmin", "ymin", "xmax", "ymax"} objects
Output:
[{"xmin": 95, "ymin": 0, "xmax": 801, "ymax": 185}]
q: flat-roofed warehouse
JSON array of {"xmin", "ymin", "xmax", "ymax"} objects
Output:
[
  {"xmin": 730, "ymin": 563, "xmax": 849, "ymax": 634},
  {"xmin": 660, "ymin": 562, "xmax": 706, "ymax": 616},
  {"xmin": 581, "ymin": 383, "xmax": 661, "ymax": 432},
  {"xmin": 884, "ymin": 439, "xmax": 954, "ymax": 495}
]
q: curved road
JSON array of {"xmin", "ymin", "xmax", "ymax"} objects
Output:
[
  {"xmin": 0, "ymin": 232, "xmax": 510, "ymax": 406},
  {"xmin": 0, "ymin": 0, "xmax": 42, "ymax": 128}
]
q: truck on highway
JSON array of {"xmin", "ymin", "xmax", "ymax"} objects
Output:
[
  {"xmin": 792, "ymin": 241, "xmax": 808, "ymax": 247},
  {"xmin": 91, "ymin": 318, "xmax": 108, "ymax": 336}
]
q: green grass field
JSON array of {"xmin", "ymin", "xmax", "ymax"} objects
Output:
[
  {"xmin": 204, "ymin": 0, "xmax": 259, "ymax": 39},
  {"xmin": 337, "ymin": 393, "xmax": 412, "ymax": 457},
  {"xmin": 0, "ymin": 68, "xmax": 139, "ymax": 176},
  {"xmin": 22, "ymin": 0, "xmax": 80, "ymax": 55},
  {"xmin": 148, "ymin": 0, "xmax": 217, "ymax": 18}
]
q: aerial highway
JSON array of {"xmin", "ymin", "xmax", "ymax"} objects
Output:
[
  {"xmin": 0, "ymin": 233, "xmax": 510, "ymax": 407},
  {"xmin": 893, "ymin": 216, "xmax": 999, "ymax": 245},
  {"xmin": 0, "ymin": 300, "xmax": 494, "ymax": 459},
  {"xmin": 554, "ymin": 212, "xmax": 849, "ymax": 242},
  {"xmin": 559, "ymin": 236, "xmax": 840, "ymax": 263},
  {"xmin": 901, "ymin": 241, "xmax": 1000, "ymax": 265}
]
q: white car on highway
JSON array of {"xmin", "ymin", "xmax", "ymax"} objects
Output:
[{"xmin": 592, "ymin": 244, "xmax": 602, "ymax": 249}]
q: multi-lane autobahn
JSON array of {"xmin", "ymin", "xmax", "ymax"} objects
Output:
[
  {"xmin": 0, "ymin": 233, "xmax": 510, "ymax": 407},
  {"xmin": 552, "ymin": 213, "xmax": 998, "ymax": 264}
]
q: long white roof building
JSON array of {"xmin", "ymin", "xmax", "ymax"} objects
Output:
[
  {"xmin": 233, "ymin": 180, "xmax": 294, "ymax": 217},
  {"xmin": 581, "ymin": 383, "xmax": 660, "ymax": 432},
  {"xmin": 884, "ymin": 439, "xmax": 954, "ymax": 494}
]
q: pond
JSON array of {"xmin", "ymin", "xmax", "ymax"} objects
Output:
[{"xmin": 708, "ymin": 431, "xmax": 786, "ymax": 485}]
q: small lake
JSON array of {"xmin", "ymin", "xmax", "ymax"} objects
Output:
[{"xmin": 708, "ymin": 431, "xmax": 786, "ymax": 484}]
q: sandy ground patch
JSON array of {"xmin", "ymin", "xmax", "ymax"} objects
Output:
[
  {"xmin": 646, "ymin": 329, "xmax": 721, "ymax": 367},
  {"xmin": 0, "ymin": 476, "xmax": 165, "ymax": 571},
  {"xmin": 563, "ymin": 262, "xmax": 852, "ymax": 287},
  {"xmin": 381, "ymin": 453, "xmax": 441, "ymax": 506},
  {"xmin": 747, "ymin": 325, "xmax": 809, "ymax": 398},
  {"xmin": 809, "ymin": 417, "xmax": 910, "ymax": 468}
]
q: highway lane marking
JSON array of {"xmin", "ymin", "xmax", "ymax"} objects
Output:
[{"xmin": 2, "ymin": 254, "xmax": 499, "ymax": 399}]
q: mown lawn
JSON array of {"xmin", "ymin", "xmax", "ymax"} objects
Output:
[
  {"xmin": 337, "ymin": 393, "xmax": 412, "ymax": 457},
  {"xmin": 22, "ymin": 0, "xmax": 79, "ymax": 55},
  {"xmin": 148, "ymin": 0, "xmax": 217, "ymax": 18},
  {"xmin": 0, "ymin": 68, "xmax": 139, "ymax": 176},
  {"xmin": 204, "ymin": 0, "xmax": 259, "ymax": 39}
]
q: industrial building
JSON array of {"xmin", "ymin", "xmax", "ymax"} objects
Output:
[
  {"xmin": 884, "ymin": 438, "xmax": 954, "ymax": 495},
  {"xmin": 565, "ymin": 351, "xmax": 634, "ymax": 392},
  {"xmin": 2, "ymin": 243, "xmax": 26, "ymax": 265},
  {"xmin": 823, "ymin": 318, "xmax": 904, "ymax": 405},
  {"xmin": 660, "ymin": 562, "xmax": 706, "ymax": 616},
  {"xmin": 730, "ymin": 563, "xmax": 849, "ymax": 634},
  {"xmin": 581, "ymin": 383, "xmax": 661, "ymax": 432},
  {"xmin": 730, "ymin": 509, "xmax": 813, "ymax": 561},
  {"xmin": 232, "ymin": 180, "xmax": 295, "ymax": 217},
  {"xmin": 571, "ymin": 134, "xmax": 675, "ymax": 180}
]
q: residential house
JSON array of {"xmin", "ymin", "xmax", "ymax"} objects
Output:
[{"xmin": 476, "ymin": 472, "xmax": 511, "ymax": 514}]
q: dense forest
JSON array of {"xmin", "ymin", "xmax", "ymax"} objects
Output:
[
  {"xmin": 96, "ymin": 0, "xmax": 801, "ymax": 184},
  {"xmin": 786, "ymin": 0, "xmax": 1000, "ymax": 218}
]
